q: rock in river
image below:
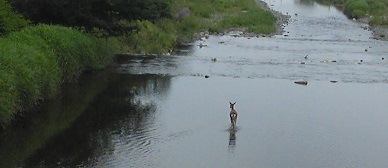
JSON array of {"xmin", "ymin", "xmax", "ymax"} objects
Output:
[{"xmin": 294, "ymin": 80, "xmax": 308, "ymax": 85}]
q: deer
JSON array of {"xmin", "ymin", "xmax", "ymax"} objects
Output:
[{"xmin": 229, "ymin": 102, "xmax": 238, "ymax": 128}]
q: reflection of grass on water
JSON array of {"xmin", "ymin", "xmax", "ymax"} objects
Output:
[{"xmin": 0, "ymin": 73, "xmax": 172, "ymax": 167}]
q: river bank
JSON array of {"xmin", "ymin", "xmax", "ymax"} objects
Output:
[
  {"xmin": 0, "ymin": 25, "xmax": 114, "ymax": 125},
  {"xmin": 256, "ymin": 0, "xmax": 290, "ymax": 36}
]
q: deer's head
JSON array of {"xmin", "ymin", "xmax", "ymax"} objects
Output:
[{"xmin": 229, "ymin": 102, "xmax": 236, "ymax": 109}]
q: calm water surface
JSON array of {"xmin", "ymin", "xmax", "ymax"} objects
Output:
[{"xmin": 1, "ymin": 0, "xmax": 388, "ymax": 167}]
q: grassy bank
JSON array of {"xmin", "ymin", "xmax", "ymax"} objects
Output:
[
  {"xmin": 321, "ymin": 0, "xmax": 388, "ymax": 26},
  {"xmin": 0, "ymin": 24, "xmax": 114, "ymax": 123},
  {"xmin": 117, "ymin": 0, "xmax": 278, "ymax": 54},
  {"xmin": 172, "ymin": 0, "xmax": 277, "ymax": 38}
]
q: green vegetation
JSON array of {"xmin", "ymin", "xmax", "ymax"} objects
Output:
[
  {"xmin": 344, "ymin": 0, "xmax": 388, "ymax": 26},
  {"xmin": 0, "ymin": 0, "xmax": 29, "ymax": 35},
  {"xmin": 110, "ymin": 0, "xmax": 278, "ymax": 54},
  {"xmin": 320, "ymin": 0, "xmax": 388, "ymax": 26},
  {"xmin": 95, "ymin": 0, "xmax": 278, "ymax": 54},
  {"xmin": 114, "ymin": 19, "xmax": 176, "ymax": 54},
  {"xmin": 171, "ymin": 0, "xmax": 277, "ymax": 39},
  {"xmin": 344, "ymin": 0, "xmax": 371, "ymax": 18},
  {"xmin": 7, "ymin": 0, "xmax": 277, "ymax": 54},
  {"xmin": 0, "ymin": 24, "xmax": 114, "ymax": 123}
]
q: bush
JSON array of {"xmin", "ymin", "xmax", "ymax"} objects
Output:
[{"xmin": 0, "ymin": 0, "xmax": 30, "ymax": 35}]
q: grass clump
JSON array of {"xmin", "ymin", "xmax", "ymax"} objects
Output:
[
  {"xmin": 0, "ymin": 24, "xmax": 114, "ymax": 123},
  {"xmin": 344, "ymin": 0, "xmax": 388, "ymax": 26},
  {"xmin": 344, "ymin": 0, "xmax": 370, "ymax": 19},
  {"xmin": 324, "ymin": 0, "xmax": 388, "ymax": 26}
]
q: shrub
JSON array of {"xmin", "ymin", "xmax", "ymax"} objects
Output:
[
  {"xmin": 0, "ymin": 0, "xmax": 29, "ymax": 35},
  {"xmin": 344, "ymin": 0, "xmax": 369, "ymax": 18}
]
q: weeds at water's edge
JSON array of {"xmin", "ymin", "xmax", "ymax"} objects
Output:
[
  {"xmin": 110, "ymin": 0, "xmax": 280, "ymax": 54},
  {"xmin": 171, "ymin": 0, "xmax": 278, "ymax": 42}
]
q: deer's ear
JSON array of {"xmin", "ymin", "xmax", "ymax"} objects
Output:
[
  {"xmin": 233, "ymin": 102, "xmax": 236, "ymax": 105},
  {"xmin": 229, "ymin": 102, "xmax": 232, "ymax": 104}
]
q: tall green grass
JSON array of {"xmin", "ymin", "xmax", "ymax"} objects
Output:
[
  {"xmin": 0, "ymin": 24, "xmax": 114, "ymax": 123},
  {"xmin": 0, "ymin": 0, "xmax": 30, "ymax": 36}
]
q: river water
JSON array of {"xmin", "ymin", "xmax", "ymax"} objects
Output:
[{"xmin": 1, "ymin": 0, "xmax": 388, "ymax": 167}]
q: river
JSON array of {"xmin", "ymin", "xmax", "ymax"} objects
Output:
[{"xmin": 1, "ymin": 0, "xmax": 388, "ymax": 167}]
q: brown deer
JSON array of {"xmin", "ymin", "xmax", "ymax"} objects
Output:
[{"xmin": 229, "ymin": 102, "xmax": 238, "ymax": 128}]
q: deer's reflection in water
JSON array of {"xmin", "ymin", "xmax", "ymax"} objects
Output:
[{"xmin": 228, "ymin": 128, "xmax": 237, "ymax": 152}]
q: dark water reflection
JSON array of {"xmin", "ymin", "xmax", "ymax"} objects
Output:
[{"xmin": 15, "ymin": 73, "xmax": 172, "ymax": 167}]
